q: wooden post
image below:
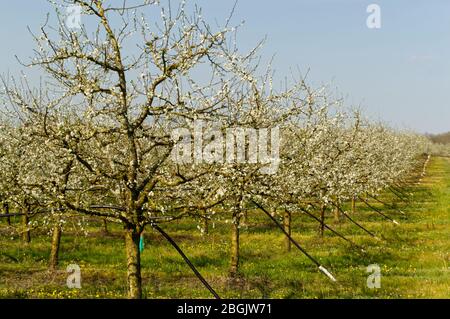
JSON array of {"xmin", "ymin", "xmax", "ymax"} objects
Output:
[
  {"xmin": 22, "ymin": 204, "xmax": 31, "ymax": 243},
  {"xmin": 320, "ymin": 205, "xmax": 326, "ymax": 237},
  {"xmin": 334, "ymin": 200, "xmax": 340, "ymax": 223},
  {"xmin": 283, "ymin": 210, "xmax": 291, "ymax": 251}
]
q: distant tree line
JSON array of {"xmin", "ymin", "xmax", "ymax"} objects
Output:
[{"xmin": 427, "ymin": 132, "xmax": 450, "ymax": 145}]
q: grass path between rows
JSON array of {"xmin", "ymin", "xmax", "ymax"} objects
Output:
[{"xmin": 393, "ymin": 156, "xmax": 450, "ymax": 298}]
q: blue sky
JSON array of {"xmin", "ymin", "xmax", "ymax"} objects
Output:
[{"xmin": 1, "ymin": 0, "xmax": 449, "ymax": 133}]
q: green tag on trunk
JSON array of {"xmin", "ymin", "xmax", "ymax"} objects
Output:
[{"xmin": 139, "ymin": 234, "xmax": 144, "ymax": 253}]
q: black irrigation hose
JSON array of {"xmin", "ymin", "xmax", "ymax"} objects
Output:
[
  {"xmin": 389, "ymin": 188, "xmax": 409, "ymax": 204},
  {"xmin": 0, "ymin": 213, "xmax": 20, "ymax": 218},
  {"xmin": 252, "ymin": 200, "xmax": 336, "ymax": 282},
  {"xmin": 330, "ymin": 202, "xmax": 379, "ymax": 240},
  {"xmin": 389, "ymin": 186, "xmax": 410, "ymax": 203},
  {"xmin": 295, "ymin": 206, "xmax": 366, "ymax": 253},
  {"xmin": 150, "ymin": 222, "xmax": 221, "ymax": 299},
  {"xmin": 0, "ymin": 211, "xmax": 51, "ymax": 218},
  {"xmin": 0, "ymin": 252, "xmax": 19, "ymax": 262},
  {"xmin": 0, "ymin": 207, "xmax": 70, "ymax": 219},
  {"xmin": 393, "ymin": 183, "xmax": 412, "ymax": 193},
  {"xmin": 366, "ymin": 194, "xmax": 406, "ymax": 216},
  {"xmin": 358, "ymin": 196, "xmax": 399, "ymax": 225},
  {"xmin": 2, "ymin": 206, "xmax": 220, "ymax": 297}
]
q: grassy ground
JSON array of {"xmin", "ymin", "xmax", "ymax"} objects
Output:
[{"xmin": 0, "ymin": 156, "xmax": 449, "ymax": 299}]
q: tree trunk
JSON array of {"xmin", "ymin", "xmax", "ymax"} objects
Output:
[
  {"xmin": 334, "ymin": 203, "xmax": 340, "ymax": 223},
  {"xmin": 201, "ymin": 216, "xmax": 209, "ymax": 236},
  {"xmin": 125, "ymin": 228, "xmax": 142, "ymax": 299},
  {"xmin": 229, "ymin": 213, "xmax": 240, "ymax": 277},
  {"xmin": 283, "ymin": 211, "xmax": 291, "ymax": 251},
  {"xmin": 3, "ymin": 203, "xmax": 10, "ymax": 226},
  {"xmin": 320, "ymin": 205, "xmax": 326, "ymax": 237},
  {"xmin": 351, "ymin": 197, "xmax": 356, "ymax": 214},
  {"xmin": 49, "ymin": 224, "xmax": 62, "ymax": 270},
  {"xmin": 103, "ymin": 218, "xmax": 109, "ymax": 234},
  {"xmin": 22, "ymin": 206, "xmax": 31, "ymax": 243}
]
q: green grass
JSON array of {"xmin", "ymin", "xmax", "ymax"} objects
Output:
[{"xmin": 1, "ymin": 156, "xmax": 449, "ymax": 299}]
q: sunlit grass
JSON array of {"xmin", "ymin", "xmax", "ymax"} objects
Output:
[{"xmin": 1, "ymin": 157, "xmax": 449, "ymax": 299}]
